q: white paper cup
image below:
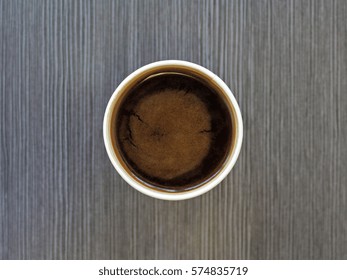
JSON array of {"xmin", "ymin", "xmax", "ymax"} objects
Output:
[{"xmin": 103, "ymin": 60, "xmax": 243, "ymax": 200}]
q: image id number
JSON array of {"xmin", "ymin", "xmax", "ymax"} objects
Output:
[{"xmin": 191, "ymin": 267, "xmax": 248, "ymax": 276}]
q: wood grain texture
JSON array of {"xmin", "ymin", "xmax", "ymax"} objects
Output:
[{"xmin": 0, "ymin": 0, "xmax": 347, "ymax": 260}]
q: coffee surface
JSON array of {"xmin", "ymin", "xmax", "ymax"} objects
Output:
[{"xmin": 116, "ymin": 73, "xmax": 232, "ymax": 190}]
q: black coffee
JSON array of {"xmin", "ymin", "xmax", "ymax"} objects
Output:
[{"xmin": 115, "ymin": 73, "xmax": 232, "ymax": 191}]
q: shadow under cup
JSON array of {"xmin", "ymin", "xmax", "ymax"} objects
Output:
[{"xmin": 106, "ymin": 63, "xmax": 239, "ymax": 194}]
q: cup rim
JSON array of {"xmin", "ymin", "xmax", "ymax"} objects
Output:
[{"xmin": 103, "ymin": 60, "xmax": 243, "ymax": 200}]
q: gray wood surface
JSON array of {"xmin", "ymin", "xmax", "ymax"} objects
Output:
[{"xmin": 1, "ymin": 0, "xmax": 347, "ymax": 260}]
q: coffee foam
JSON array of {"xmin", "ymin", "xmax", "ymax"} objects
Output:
[{"xmin": 119, "ymin": 88, "xmax": 212, "ymax": 180}]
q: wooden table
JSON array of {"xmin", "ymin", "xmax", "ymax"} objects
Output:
[{"xmin": 1, "ymin": 0, "xmax": 347, "ymax": 259}]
